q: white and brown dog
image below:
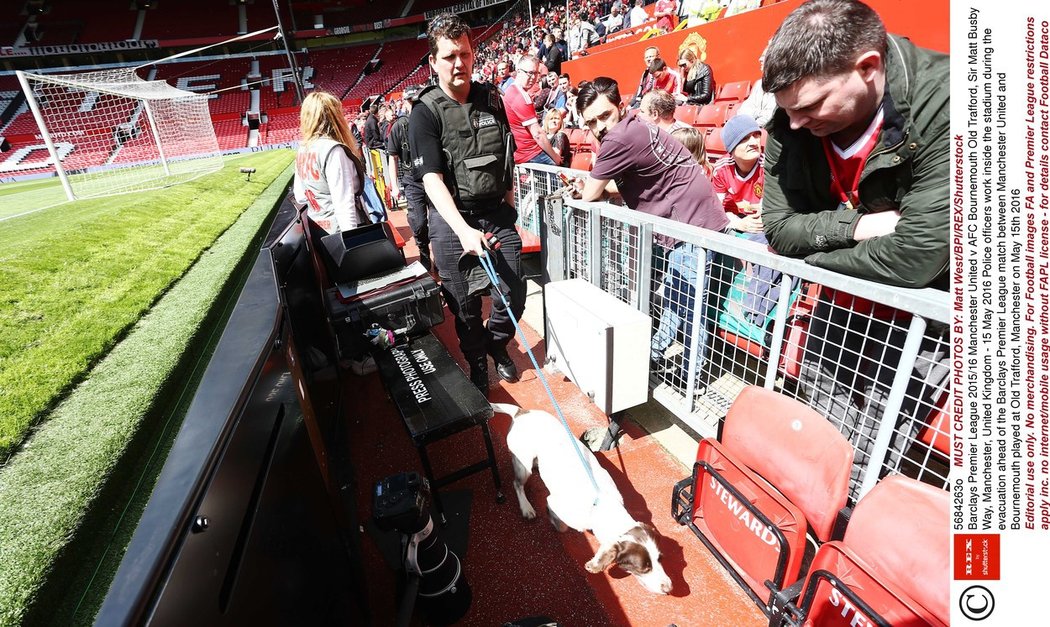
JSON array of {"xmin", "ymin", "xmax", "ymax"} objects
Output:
[{"xmin": 492, "ymin": 403, "xmax": 672, "ymax": 595}]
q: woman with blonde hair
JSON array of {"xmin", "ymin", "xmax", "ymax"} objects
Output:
[
  {"xmin": 293, "ymin": 91, "xmax": 369, "ymax": 234},
  {"xmin": 677, "ymin": 35, "xmax": 715, "ymax": 105},
  {"xmin": 670, "ymin": 126, "xmax": 712, "ymax": 176},
  {"xmin": 543, "ymin": 108, "xmax": 572, "ymax": 168}
]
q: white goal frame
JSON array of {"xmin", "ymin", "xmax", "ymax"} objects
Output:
[{"xmin": 15, "ymin": 68, "xmax": 223, "ymax": 201}]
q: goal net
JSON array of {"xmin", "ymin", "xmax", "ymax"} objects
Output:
[{"xmin": 15, "ymin": 68, "xmax": 222, "ymax": 200}]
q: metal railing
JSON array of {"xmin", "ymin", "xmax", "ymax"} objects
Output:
[{"xmin": 514, "ymin": 162, "xmax": 951, "ymax": 501}]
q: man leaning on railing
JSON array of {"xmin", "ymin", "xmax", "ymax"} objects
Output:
[
  {"xmin": 576, "ymin": 76, "xmax": 730, "ymax": 382},
  {"xmin": 760, "ymin": 0, "xmax": 949, "ymax": 484}
]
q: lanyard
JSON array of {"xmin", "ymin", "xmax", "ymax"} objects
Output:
[{"xmin": 820, "ymin": 138, "xmax": 864, "ymax": 210}]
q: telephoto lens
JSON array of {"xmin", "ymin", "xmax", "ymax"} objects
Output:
[{"xmin": 373, "ymin": 473, "xmax": 472, "ymax": 625}]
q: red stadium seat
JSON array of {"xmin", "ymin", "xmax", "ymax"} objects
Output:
[
  {"xmin": 672, "ymin": 387, "xmax": 854, "ymax": 613},
  {"xmin": 675, "ymin": 104, "xmax": 701, "ymax": 126},
  {"xmin": 569, "ymin": 151, "xmax": 593, "ymax": 171},
  {"xmin": 704, "ymin": 127, "xmax": 726, "ymax": 158},
  {"xmin": 715, "ymin": 80, "xmax": 752, "ymax": 103},
  {"xmin": 918, "ymin": 392, "xmax": 950, "ymax": 457},
  {"xmin": 787, "ymin": 476, "xmax": 950, "ymax": 627},
  {"xmin": 694, "ymin": 102, "xmax": 735, "ymax": 128}
]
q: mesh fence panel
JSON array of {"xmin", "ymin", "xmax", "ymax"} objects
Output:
[{"xmin": 513, "ymin": 163, "xmax": 951, "ymax": 500}]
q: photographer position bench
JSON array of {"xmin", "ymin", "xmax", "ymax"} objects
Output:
[{"xmin": 374, "ymin": 332, "xmax": 504, "ymax": 522}]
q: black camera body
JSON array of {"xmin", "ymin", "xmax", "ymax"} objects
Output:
[{"xmin": 373, "ymin": 473, "xmax": 472, "ymax": 625}]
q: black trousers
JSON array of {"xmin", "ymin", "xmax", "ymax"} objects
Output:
[
  {"xmin": 429, "ymin": 201, "xmax": 525, "ymax": 361},
  {"xmin": 800, "ymin": 295, "xmax": 950, "ymax": 488},
  {"xmin": 403, "ymin": 178, "xmax": 431, "ymax": 268}
]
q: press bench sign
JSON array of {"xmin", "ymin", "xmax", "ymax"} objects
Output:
[{"xmin": 391, "ymin": 346, "xmax": 437, "ymax": 405}]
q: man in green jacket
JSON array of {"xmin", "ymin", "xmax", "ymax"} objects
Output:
[{"xmin": 761, "ymin": 0, "xmax": 949, "ymax": 490}]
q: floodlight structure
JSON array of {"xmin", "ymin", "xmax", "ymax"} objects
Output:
[{"xmin": 15, "ymin": 68, "xmax": 223, "ymax": 201}]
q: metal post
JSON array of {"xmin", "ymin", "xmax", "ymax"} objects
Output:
[
  {"xmin": 16, "ymin": 70, "xmax": 75, "ymax": 201},
  {"xmin": 761, "ymin": 272, "xmax": 796, "ymax": 390},
  {"xmin": 272, "ymin": 0, "xmax": 306, "ymax": 104},
  {"xmin": 684, "ymin": 246, "xmax": 708, "ymax": 405},
  {"xmin": 857, "ymin": 314, "xmax": 928, "ymax": 497},
  {"xmin": 588, "ymin": 206, "xmax": 601, "ymax": 287},
  {"xmin": 142, "ymin": 100, "xmax": 170, "ymax": 177},
  {"xmin": 636, "ymin": 223, "xmax": 653, "ymax": 313}
]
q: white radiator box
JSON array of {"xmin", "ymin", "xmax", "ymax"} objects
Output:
[{"xmin": 544, "ymin": 279, "xmax": 651, "ymax": 414}]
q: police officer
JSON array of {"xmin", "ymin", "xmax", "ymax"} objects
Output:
[
  {"xmin": 386, "ymin": 85, "xmax": 431, "ymax": 272},
  {"xmin": 409, "ymin": 13, "xmax": 525, "ymax": 395}
]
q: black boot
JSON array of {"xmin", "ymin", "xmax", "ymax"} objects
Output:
[
  {"xmin": 469, "ymin": 355, "xmax": 489, "ymax": 396},
  {"xmin": 488, "ymin": 344, "xmax": 519, "ymax": 383}
]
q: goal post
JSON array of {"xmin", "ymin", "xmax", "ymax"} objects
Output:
[{"xmin": 14, "ymin": 68, "xmax": 222, "ymax": 201}]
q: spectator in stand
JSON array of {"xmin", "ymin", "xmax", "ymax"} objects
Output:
[
  {"xmin": 630, "ymin": 46, "xmax": 661, "ymax": 106},
  {"xmin": 386, "ymin": 85, "xmax": 431, "ymax": 272},
  {"xmin": 605, "ymin": 4, "xmax": 625, "ymax": 36},
  {"xmin": 761, "ymin": 0, "xmax": 949, "ymax": 484},
  {"xmin": 711, "ymin": 114, "xmax": 787, "ymax": 326},
  {"xmin": 364, "ymin": 105, "xmax": 383, "ymax": 150},
  {"xmin": 653, "ymin": 0, "xmax": 678, "ymax": 32},
  {"xmin": 544, "ymin": 108, "xmax": 573, "ymax": 167},
  {"xmin": 700, "ymin": 0, "xmax": 724, "ymax": 22},
  {"xmin": 639, "ymin": 89, "xmax": 690, "ymax": 132},
  {"xmin": 554, "ymin": 27, "xmax": 569, "ymax": 61},
  {"xmin": 576, "ymin": 77, "xmax": 729, "ymax": 379},
  {"xmin": 725, "ymin": 0, "xmax": 761, "ymax": 17},
  {"xmin": 737, "ymin": 78, "xmax": 778, "ymax": 126},
  {"xmin": 497, "ymin": 61, "xmax": 514, "ymax": 92},
  {"xmin": 648, "ymin": 58, "xmax": 682, "ymax": 96},
  {"xmin": 564, "ymin": 86, "xmax": 582, "ymax": 128},
  {"xmin": 737, "ymin": 49, "xmax": 777, "ymax": 126},
  {"xmin": 677, "ymin": 46, "xmax": 715, "ymax": 105},
  {"xmin": 378, "ymin": 105, "xmax": 393, "ymax": 138},
  {"xmin": 542, "ymin": 33, "xmax": 564, "ymax": 73},
  {"xmin": 670, "ymin": 126, "xmax": 712, "ymax": 175},
  {"xmin": 629, "ymin": 0, "xmax": 649, "ymax": 28},
  {"xmin": 503, "ymin": 55, "xmax": 564, "ymax": 165},
  {"xmin": 544, "ymin": 73, "xmax": 570, "ymax": 112},
  {"xmin": 679, "ymin": 0, "xmax": 708, "ymax": 27}
]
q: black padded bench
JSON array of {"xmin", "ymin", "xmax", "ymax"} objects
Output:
[{"xmin": 374, "ymin": 332, "xmax": 504, "ymax": 521}]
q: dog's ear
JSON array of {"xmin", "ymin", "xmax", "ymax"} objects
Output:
[
  {"xmin": 614, "ymin": 540, "xmax": 653, "ymax": 575},
  {"xmin": 585, "ymin": 541, "xmax": 624, "ymax": 573}
]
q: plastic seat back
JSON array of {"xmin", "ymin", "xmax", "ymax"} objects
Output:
[
  {"xmin": 799, "ymin": 476, "xmax": 949, "ymax": 626},
  {"xmin": 721, "ymin": 387, "xmax": 853, "ymax": 542},
  {"xmin": 690, "ymin": 437, "xmax": 808, "ymax": 604},
  {"xmin": 716, "ymin": 80, "xmax": 752, "ymax": 103},
  {"xmin": 695, "ymin": 102, "xmax": 733, "ymax": 128},
  {"xmin": 918, "ymin": 392, "xmax": 950, "ymax": 457},
  {"xmin": 844, "ymin": 475, "xmax": 950, "ymax": 623}
]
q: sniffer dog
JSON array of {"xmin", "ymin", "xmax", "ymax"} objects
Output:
[{"xmin": 492, "ymin": 403, "xmax": 672, "ymax": 595}]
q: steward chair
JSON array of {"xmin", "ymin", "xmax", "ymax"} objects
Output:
[
  {"xmin": 773, "ymin": 475, "xmax": 950, "ymax": 627},
  {"xmin": 672, "ymin": 386, "xmax": 854, "ymax": 616}
]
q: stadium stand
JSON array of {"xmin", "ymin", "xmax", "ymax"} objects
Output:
[
  {"xmin": 262, "ymin": 112, "xmax": 300, "ymax": 145},
  {"xmin": 213, "ymin": 118, "xmax": 249, "ymax": 150},
  {"xmin": 22, "ymin": 0, "xmax": 138, "ymax": 45},
  {"xmin": 256, "ymin": 54, "xmax": 304, "ymax": 111},
  {"xmin": 152, "ymin": 58, "xmax": 253, "ymax": 116},
  {"xmin": 140, "ymin": 0, "xmax": 241, "ymax": 41},
  {"xmin": 346, "ymin": 38, "xmax": 429, "ymax": 99},
  {"xmin": 307, "ymin": 45, "xmax": 379, "ymax": 99}
]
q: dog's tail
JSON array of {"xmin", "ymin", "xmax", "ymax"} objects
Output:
[{"xmin": 490, "ymin": 403, "xmax": 522, "ymax": 420}]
